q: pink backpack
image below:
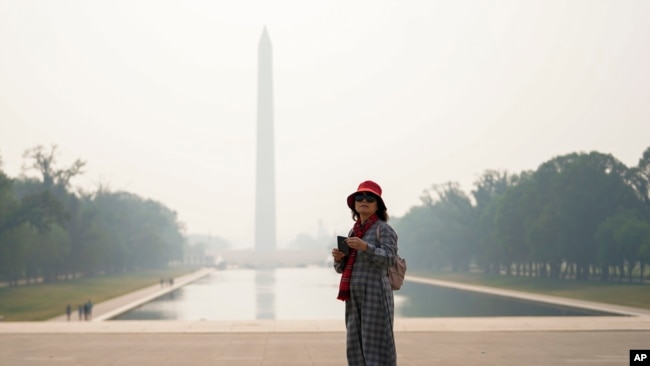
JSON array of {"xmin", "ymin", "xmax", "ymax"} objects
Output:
[
  {"xmin": 389, "ymin": 254, "xmax": 407, "ymax": 290},
  {"xmin": 377, "ymin": 226, "xmax": 407, "ymax": 290}
]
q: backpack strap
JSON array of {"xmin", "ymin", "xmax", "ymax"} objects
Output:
[{"xmin": 376, "ymin": 224, "xmax": 380, "ymax": 242}]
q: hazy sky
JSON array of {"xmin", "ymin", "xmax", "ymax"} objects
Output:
[{"xmin": 1, "ymin": 0, "xmax": 649, "ymax": 248}]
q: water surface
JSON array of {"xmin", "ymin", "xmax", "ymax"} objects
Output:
[{"xmin": 112, "ymin": 267, "xmax": 619, "ymax": 320}]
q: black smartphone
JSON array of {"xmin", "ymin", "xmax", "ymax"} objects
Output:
[{"xmin": 337, "ymin": 236, "xmax": 349, "ymax": 255}]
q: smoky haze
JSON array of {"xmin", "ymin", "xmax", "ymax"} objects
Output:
[{"xmin": 1, "ymin": 0, "xmax": 649, "ymax": 248}]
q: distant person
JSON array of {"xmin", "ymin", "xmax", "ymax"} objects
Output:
[
  {"xmin": 65, "ymin": 304, "xmax": 72, "ymax": 321},
  {"xmin": 169, "ymin": 278, "xmax": 174, "ymax": 286},
  {"xmin": 332, "ymin": 180, "xmax": 399, "ymax": 366},
  {"xmin": 77, "ymin": 304, "xmax": 83, "ymax": 321},
  {"xmin": 85, "ymin": 300, "xmax": 93, "ymax": 320}
]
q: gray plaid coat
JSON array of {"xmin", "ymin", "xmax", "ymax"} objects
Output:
[{"xmin": 334, "ymin": 220, "xmax": 398, "ymax": 366}]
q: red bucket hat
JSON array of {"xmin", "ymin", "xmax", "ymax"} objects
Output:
[{"xmin": 347, "ymin": 180, "xmax": 386, "ymax": 210}]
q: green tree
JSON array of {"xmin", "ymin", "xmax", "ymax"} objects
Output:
[
  {"xmin": 422, "ymin": 182, "xmax": 476, "ymax": 272},
  {"xmin": 595, "ymin": 211, "xmax": 633, "ymax": 282},
  {"xmin": 615, "ymin": 218, "xmax": 650, "ymax": 282},
  {"xmin": 14, "ymin": 145, "xmax": 86, "ymax": 281},
  {"xmin": 22, "ymin": 145, "xmax": 85, "ymax": 193},
  {"xmin": 527, "ymin": 152, "xmax": 641, "ymax": 280},
  {"xmin": 471, "ymin": 170, "xmax": 522, "ymax": 274},
  {"xmin": 493, "ymin": 180, "xmax": 529, "ymax": 276},
  {"xmin": 393, "ymin": 204, "xmax": 446, "ymax": 271},
  {"xmin": 91, "ymin": 190, "xmax": 185, "ymax": 273},
  {"xmin": 0, "ymin": 157, "xmax": 64, "ymax": 283}
]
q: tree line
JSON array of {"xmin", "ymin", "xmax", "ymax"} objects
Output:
[
  {"xmin": 3, "ymin": 144, "xmax": 649, "ymax": 285},
  {"xmin": 0, "ymin": 145, "xmax": 185, "ymax": 285},
  {"xmin": 393, "ymin": 147, "xmax": 650, "ymax": 282}
]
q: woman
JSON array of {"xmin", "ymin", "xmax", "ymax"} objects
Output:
[{"xmin": 332, "ymin": 180, "xmax": 399, "ymax": 366}]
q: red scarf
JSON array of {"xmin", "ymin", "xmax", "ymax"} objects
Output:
[{"xmin": 337, "ymin": 213, "xmax": 379, "ymax": 301}]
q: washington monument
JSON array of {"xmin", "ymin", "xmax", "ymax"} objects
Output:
[{"xmin": 255, "ymin": 27, "xmax": 276, "ymax": 252}]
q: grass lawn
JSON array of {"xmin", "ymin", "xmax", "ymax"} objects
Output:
[
  {"xmin": 0, "ymin": 267, "xmax": 196, "ymax": 321},
  {"xmin": 414, "ymin": 271, "xmax": 650, "ymax": 310}
]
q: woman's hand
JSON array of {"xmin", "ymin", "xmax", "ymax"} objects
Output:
[
  {"xmin": 332, "ymin": 248, "xmax": 346, "ymax": 262},
  {"xmin": 346, "ymin": 237, "xmax": 368, "ymax": 251}
]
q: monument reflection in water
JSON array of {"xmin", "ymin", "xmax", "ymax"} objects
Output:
[
  {"xmin": 255, "ymin": 269, "xmax": 275, "ymax": 319},
  {"xmin": 112, "ymin": 267, "xmax": 619, "ymax": 321}
]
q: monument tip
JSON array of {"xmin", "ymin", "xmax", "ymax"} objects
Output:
[{"xmin": 259, "ymin": 26, "xmax": 271, "ymax": 47}]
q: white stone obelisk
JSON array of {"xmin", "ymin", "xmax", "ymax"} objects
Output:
[{"xmin": 255, "ymin": 27, "xmax": 276, "ymax": 252}]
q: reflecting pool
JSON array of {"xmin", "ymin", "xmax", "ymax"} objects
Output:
[{"xmin": 112, "ymin": 267, "xmax": 620, "ymax": 320}]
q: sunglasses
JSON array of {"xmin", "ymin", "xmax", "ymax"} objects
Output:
[{"xmin": 354, "ymin": 193, "xmax": 377, "ymax": 203}]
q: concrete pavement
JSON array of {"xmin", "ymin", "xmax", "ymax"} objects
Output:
[{"xmin": 1, "ymin": 330, "xmax": 649, "ymax": 365}]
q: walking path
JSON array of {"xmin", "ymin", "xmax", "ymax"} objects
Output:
[
  {"xmin": 48, "ymin": 267, "xmax": 214, "ymax": 322},
  {"xmin": 2, "ymin": 270, "xmax": 649, "ymax": 365}
]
